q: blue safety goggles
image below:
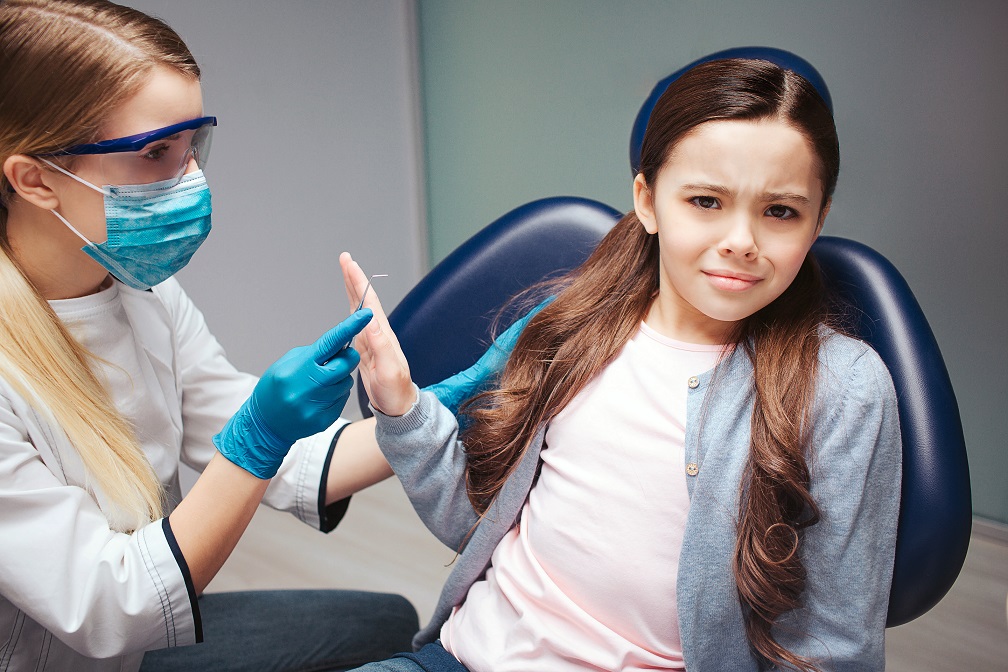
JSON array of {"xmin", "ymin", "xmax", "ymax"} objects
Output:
[{"xmin": 40, "ymin": 116, "xmax": 217, "ymax": 187}]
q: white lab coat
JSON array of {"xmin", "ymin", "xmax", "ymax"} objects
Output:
[{"xmin": 0, "ymin": 278, "xmax": 347, "ymax": 671}]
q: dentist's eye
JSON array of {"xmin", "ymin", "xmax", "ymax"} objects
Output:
[
  {"xmin": 690, "ymin": 196, "xmax": 720, "ymax": 210},
  {"xmin": 766, "ymin": 204, "xmax": 797, "ymax": 220},
  {"xmin": 139, "ymin": 143, "xmax": 170, "ymax": 162}
]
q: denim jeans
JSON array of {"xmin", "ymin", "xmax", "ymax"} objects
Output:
[
  {"xmin": 140, "ymin": 590, "xmax": 419, "ymax": 672},
  {"xmin": 349, "ymin": 642, "xmax": 468, "ymax": 672}
]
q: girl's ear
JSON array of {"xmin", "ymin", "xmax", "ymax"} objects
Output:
[
  {"xmin": 633, "ymin": 173, "xmax": 659, "ymax": 235},
  {"xmin": 3, "ymin": 155, "xmax": 61, "ymax": 210}
]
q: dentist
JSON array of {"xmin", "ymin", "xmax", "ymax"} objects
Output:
[{"xmin": 0, "ymin": 1, "xmax": 417, "ymax": 670}]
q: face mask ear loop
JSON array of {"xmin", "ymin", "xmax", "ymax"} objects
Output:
[
  {"xmin": 49, "ymin": 208, "xmax": 98, "ymax": 248},
  {"xmin": 39, "ymin": 158, "xmax": 111, "ymax": 196}
]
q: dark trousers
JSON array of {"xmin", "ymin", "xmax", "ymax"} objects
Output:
[
  {"xmin": 140, "ymin": 590, "xmax": 419, "ymax": 672},
  {"xmin": 349, "ymin": 642, "xmax": 468, "ymax": 672}
]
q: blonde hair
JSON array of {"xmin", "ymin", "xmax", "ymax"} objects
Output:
[{"xmin": 0, "ymin": 0, "xmax": 201, "ymax": 531}]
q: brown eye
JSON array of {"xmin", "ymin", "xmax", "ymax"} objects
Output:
[
  {"xmin": 766, "ymin": 204, "xmax": 796, "ymax": 220},
  {"xmin": 691, "ymin": 196, "xmax": 719, "ymax": 209},
  {"xmin": 139, "ymin": 143, "xmax": 170, "ymax": 162}
]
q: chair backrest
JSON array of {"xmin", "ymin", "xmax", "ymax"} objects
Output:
[
  {"xmin": 812, "ymin": 236, "xmax": 971, "ymax": 625},
  {"xmin": 356, "ymin": 196, "xmax": 621, "ymax": 416}
]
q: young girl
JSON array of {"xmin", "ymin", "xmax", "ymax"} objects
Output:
[
  {"xmin": 0, "ymin": 1, "xmax": 417, "ymax": 670},
  {"xmin": 341, "ymin": 56, "xmax": 902, "ymax": 671}
]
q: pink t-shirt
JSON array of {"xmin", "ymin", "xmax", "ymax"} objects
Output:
[{"xmin": 441, "ymin": 322, "xmax": 726, "ymax": 671}]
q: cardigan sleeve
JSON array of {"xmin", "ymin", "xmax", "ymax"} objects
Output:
[
  {"xmin": 375, "ymin": 300, "xmax": 551, "ymax": 546},
  {"xmin": 373, "ymin": 388, "xmax": 480, "ymax": 550},
  {"xmin": 775, "ymin": 339, "xmax": 902, "ymax": 670}
]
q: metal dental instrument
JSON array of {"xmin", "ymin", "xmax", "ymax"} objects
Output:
[
  {"xmin": 354, "ymin": 274, "xmax": 387, "ymax": 313},
  {"xmin": 320, "ymin": 273, "xmax": 388, "ymax": 366},
  {"xmin": 328, "ymin": 273, "xmax": 387, "ymax": 360}
]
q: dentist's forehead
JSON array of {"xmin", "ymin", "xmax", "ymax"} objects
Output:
[{"xmin": 100, "ymin": 66, "xmax": 203, "ymax": 140}]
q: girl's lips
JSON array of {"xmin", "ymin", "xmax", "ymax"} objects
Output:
[{"xmin": 703, "ymin": 270, "xmax": 762, "ymax": 291}]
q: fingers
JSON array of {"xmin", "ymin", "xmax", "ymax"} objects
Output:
[
  {"xmin": 320, "ymin": 344, "xmax": 361, "ymax": 381},
  {"xmin": 313, "ymin": 308, "xmax": 373, "ymax": 365},
  {"xmin": 338, "ymin": 251, "xmax": 414, "ymax": 415},
  {"xmin": 340, "ymin": 251, "xmax": 367, "ymax": 311},
  {"xmin": 339, "ymin": 252, "xmax": 393, "ymax": 333}
]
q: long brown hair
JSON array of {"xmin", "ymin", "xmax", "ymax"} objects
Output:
[
  {"xmin": 460, "ymin": 58, "xmax": 840, "ymax": 671},
  {"xmin": 0, "ymin": 0, "xmax": 200, "ymax": 530}
]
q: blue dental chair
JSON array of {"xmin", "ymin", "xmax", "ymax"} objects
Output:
[{"xmin": 361, "ymin": 47, "xmax": 970, "ymax": 629}]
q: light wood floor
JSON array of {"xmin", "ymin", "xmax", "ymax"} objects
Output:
[{"xmin": 209, "ymin": 477, "xmax": 1008, "ymax": 670}]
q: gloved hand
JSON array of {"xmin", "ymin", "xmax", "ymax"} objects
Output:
[
  {"xmin": 424, "ymin": 297, "xmax": 554, "ymax": 415},
  {"xmin": 214, "ymin": 308, "xmax": 373, "ymax": 479}
]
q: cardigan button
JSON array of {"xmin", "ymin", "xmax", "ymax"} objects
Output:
[{"xmin": 687, "ymin": 376, "xmax": 699, "ymax": 389}]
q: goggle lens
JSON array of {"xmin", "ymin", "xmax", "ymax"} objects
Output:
[
  {"xmin": 94, "ymin": 121, "xmax": 214, "ymax": 187},
  {"xmin": 40, "ymin": 117, "xmax": 216, "ymax": 188}
]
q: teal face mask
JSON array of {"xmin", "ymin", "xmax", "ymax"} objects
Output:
[{"xmin": 45, "ymin": 161, "xmax": 212, "ymax": 291}]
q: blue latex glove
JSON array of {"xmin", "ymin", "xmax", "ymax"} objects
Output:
[
  {"xmin": 424, "ymin": 297, "xmax": 554, "ymax": 415},
  {"xmin": 214, "ymin": 308, "xmax": 373, "ymax": 479}
]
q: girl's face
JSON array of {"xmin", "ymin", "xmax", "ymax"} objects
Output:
[{"xmin": 633, "ymin": 118, "xmax": 827, "ymax": 344}]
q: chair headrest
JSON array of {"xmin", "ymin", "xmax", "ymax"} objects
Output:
[{"xmin": 629, "ymin": 46, "xmax": 833, "ymax": 175}]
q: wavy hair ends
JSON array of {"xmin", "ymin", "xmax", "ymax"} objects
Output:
[
  {"xmin": 0, "ymin": 0, "xmax": 201, "ymax": 530},
  {"xmin": 731, "ymin": 254, "xmax": 829, "ymax": 672}
]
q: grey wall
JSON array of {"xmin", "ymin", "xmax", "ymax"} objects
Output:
[
  {"xmin": 418, "ymin": 1, "xmax": 1008, "ymax": 523},
  {"xmin": 129, "ymin": 0, "xmax": 426, "ymax": 394}
]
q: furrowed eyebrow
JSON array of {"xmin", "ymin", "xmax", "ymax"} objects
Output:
[
  {"xmin": 681, "ymin": 183, "xmax": 733, "ymax": 197},
  {"xmin": 763, "ymin": 192, "xmax": 812, "ymax": 206},
  {"xmin": 680, "ymin": 184, "xmax": 813, "ymax": 206}
]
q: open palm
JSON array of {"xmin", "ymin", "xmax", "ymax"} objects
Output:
[{"xmin": 339, "ymin": 252, "xmax": 416, "ymax": 416}]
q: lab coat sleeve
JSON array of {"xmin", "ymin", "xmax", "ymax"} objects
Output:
[
  {"xmin": 775, "ymin": 340, "xmax": 902, "ymax": 670},
  {"xmin": 373, "ymin": 388, "xmax": 480, "ymax": 550},
  {"xmin": 0, "ymin": 394, "xmax": 199, "ymax": 657},
  {"xmin": 155, "ymin": 279, "xmax": 349, "ymax": 531}
]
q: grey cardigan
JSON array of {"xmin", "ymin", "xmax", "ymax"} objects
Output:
[{"xmin": 374, "ymin": 330, "xmax": 901, "ymax": 670}]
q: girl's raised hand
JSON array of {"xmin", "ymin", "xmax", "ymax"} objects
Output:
[{"xmin": 339, "ymin": 252, "xmax": 416, "ymax": 416}]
